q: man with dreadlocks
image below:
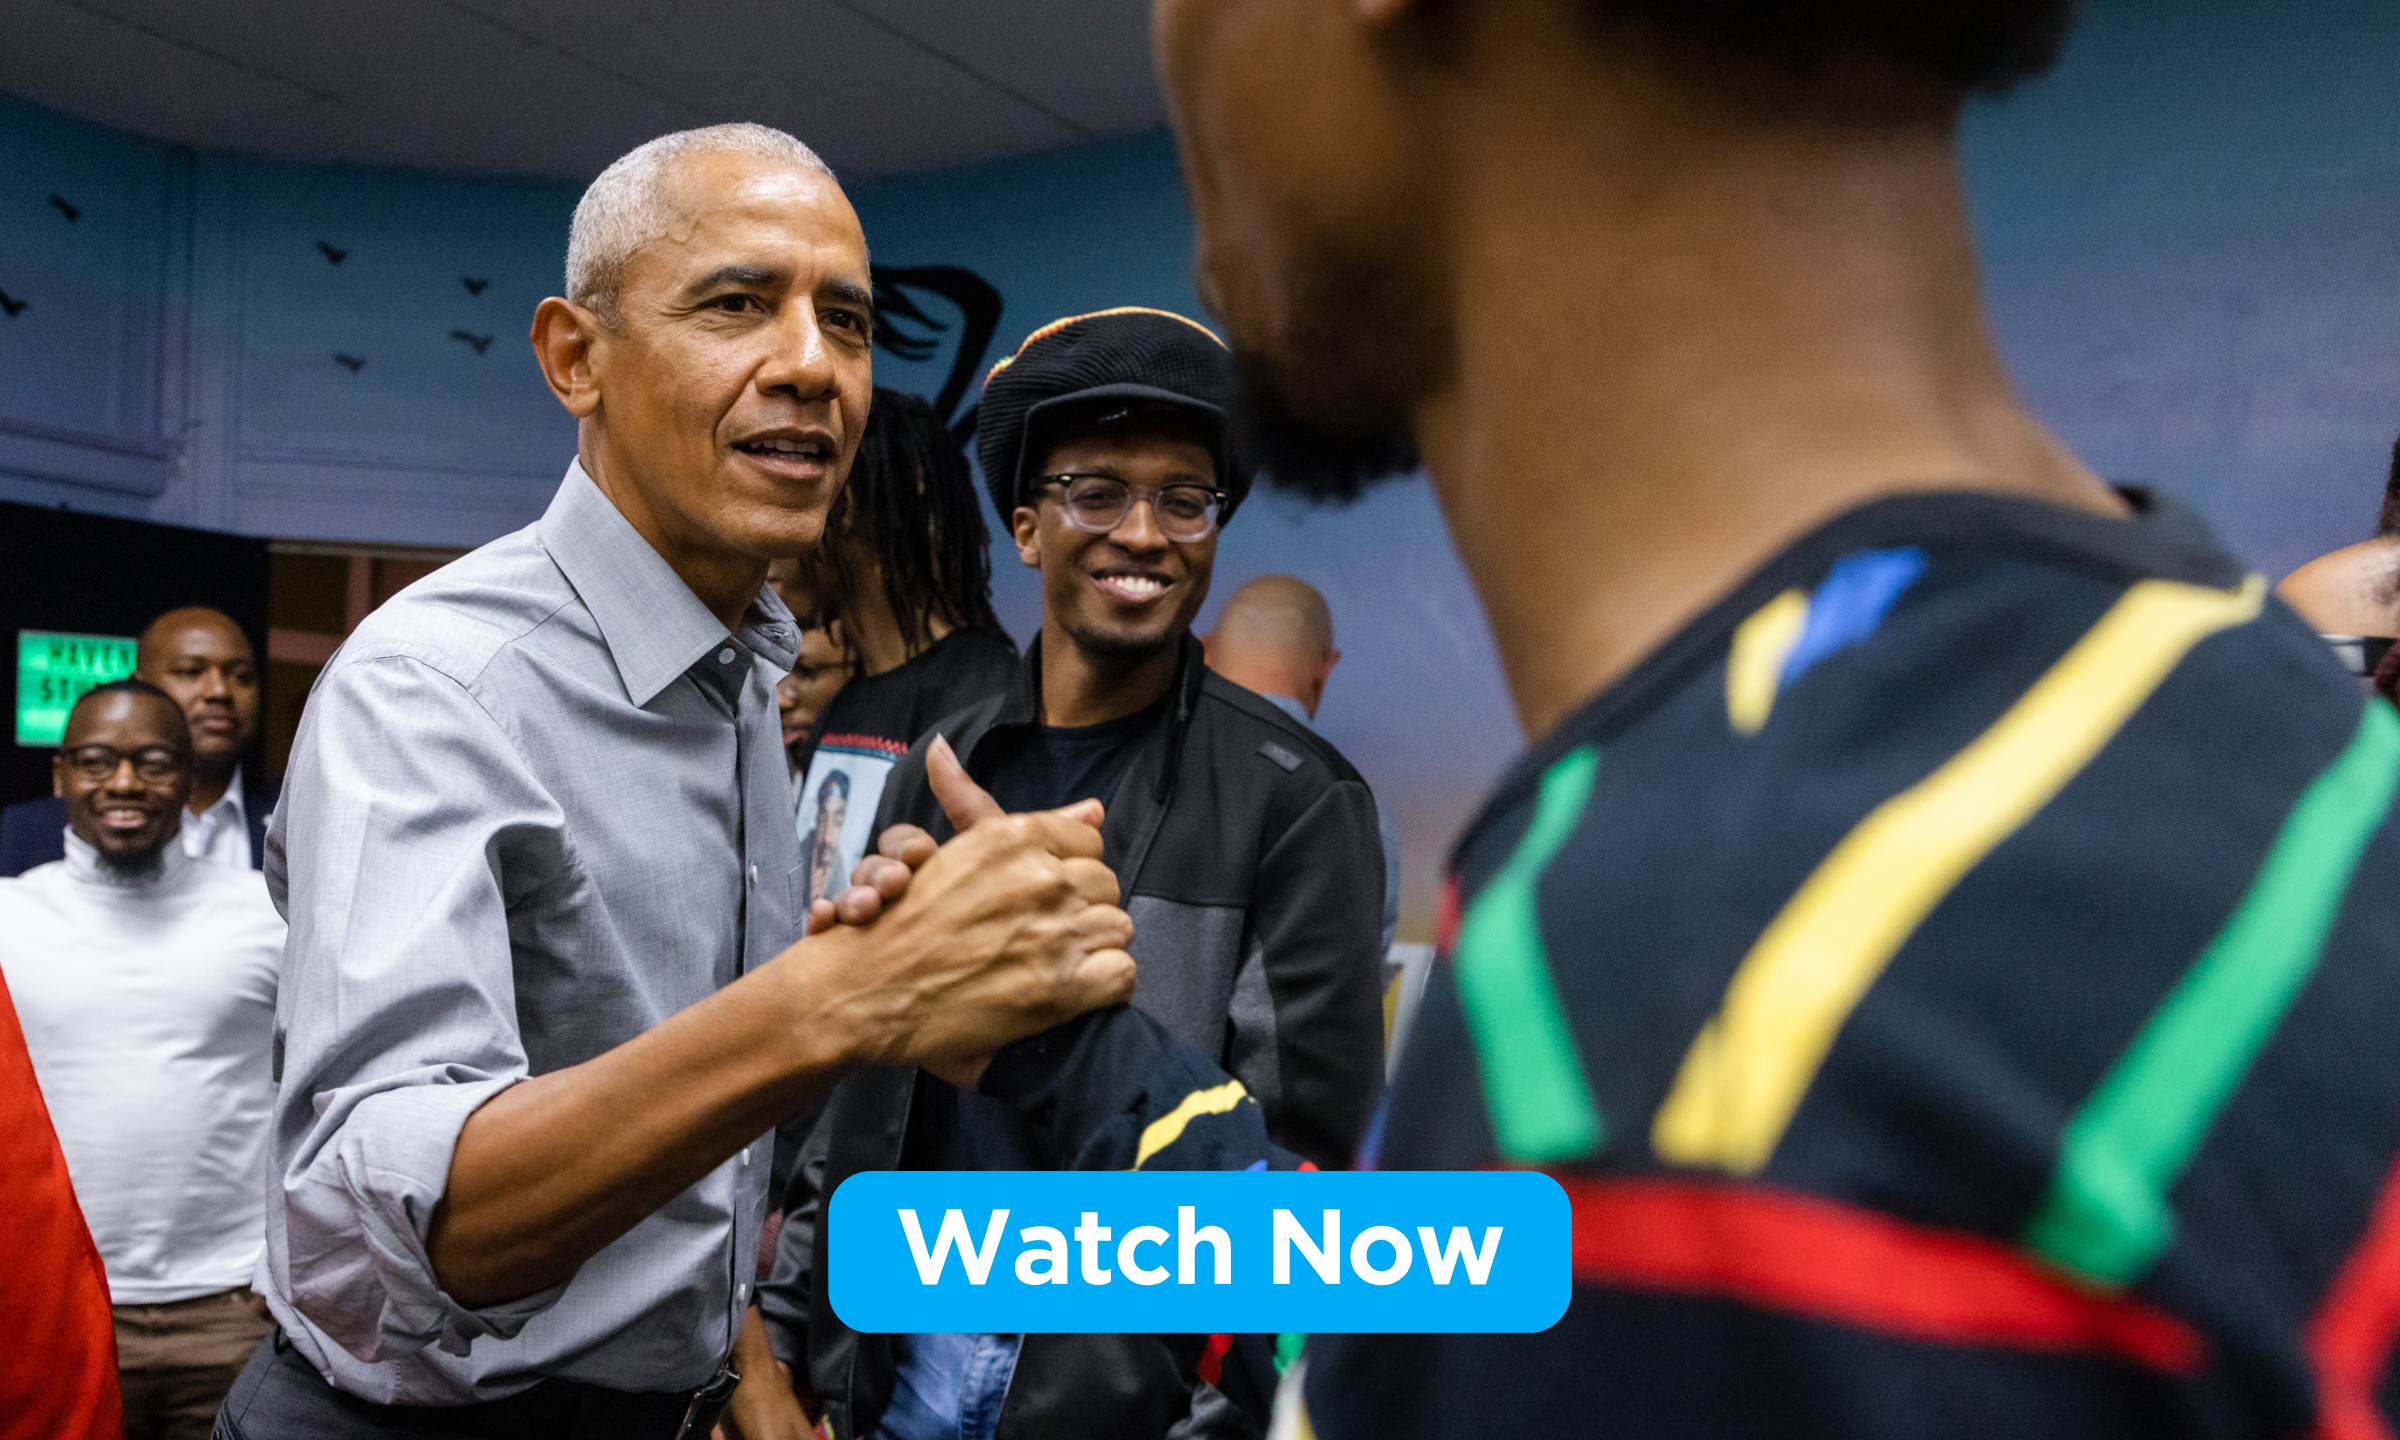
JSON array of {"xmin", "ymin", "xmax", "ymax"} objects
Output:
[{"xmin": 788, "ymin": 387, "xmax": 1019, "ymax": 903}]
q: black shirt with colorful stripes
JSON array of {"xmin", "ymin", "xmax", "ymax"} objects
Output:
[
  {"xmin": 1293, "ymin": 487, "xmax": 2400, "ymax": 1438},
  {"xmin": 979, "ymin": 487, "xmax": 2400, "ymax": 1438}
]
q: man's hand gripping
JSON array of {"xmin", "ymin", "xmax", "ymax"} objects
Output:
[{"xmin": 805, "ymin": 736, "xmax": 1132, "ymax": 1087}]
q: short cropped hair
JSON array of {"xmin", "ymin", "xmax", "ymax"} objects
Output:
[
  {"xmin": 1588, "ymin": 0, "xmax": 2079, "ymax": 96},
  {"xmin": 566, "ymin": 123, "xmax": 832, "ymax": 328},
  {"xmin": 63, "ymin": 678, "xmax": 185, "ymax": 743}
]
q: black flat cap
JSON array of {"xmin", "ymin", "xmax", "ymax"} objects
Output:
[{"xmin": 976, "ymin": 307, "xmax": 1251, "ymax": 527}]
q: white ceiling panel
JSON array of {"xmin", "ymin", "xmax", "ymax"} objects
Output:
[{"xmin": 0, "ymin": 0, "xmax": 1166, "ymax": 179}]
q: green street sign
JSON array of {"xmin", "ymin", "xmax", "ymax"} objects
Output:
[{"xmin": 16, "ymin": 630, "xmax": 138, "ymax": 747}]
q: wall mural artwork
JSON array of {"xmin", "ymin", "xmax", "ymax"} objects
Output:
[
  {"xmin": 869, "ymin": 264, "xmax": 1003, "ymax": 440},
  {"xmin": 2, "ymin": 187, "xmax": 88, "ymax": 320}
]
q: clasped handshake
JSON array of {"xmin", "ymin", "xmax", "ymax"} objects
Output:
[
  {"xmin": 426, "ymin": 739, "xmax": 1139, "ymax": 1310},
  {"xmin": 794, "ymin": 735, "xmax": 1138, "ymax": 1089}
]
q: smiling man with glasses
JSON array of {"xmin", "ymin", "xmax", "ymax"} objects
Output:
[
  {"xmin": 753, "ymin": 309, "xmax": 1390, "ymax": 1440},
  {"xmin": 0, "ymin": 679, "xmax": 284, "ymax": 1440}
]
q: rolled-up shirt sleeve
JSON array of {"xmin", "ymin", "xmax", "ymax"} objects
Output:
[{"xmin": 266, "ymin": 653, "xmax": 571, "ymax": 1361}]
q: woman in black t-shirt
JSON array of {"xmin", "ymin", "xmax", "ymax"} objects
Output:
[{"xmin": 782, "ymin": 388, "xmax": 1018, "ymax": 900}]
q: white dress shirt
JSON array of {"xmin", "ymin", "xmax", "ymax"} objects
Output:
[
  {"xmin": 182, "ymin": 763, "xmax": 253, "ymax": 868},
  {"xmin": 0, "ymin": 831, "xmax": 283, "ymax": 1303},
  {"xmin": 263, "ymin": 461, "xmax": 801, "ymax": 1403}
]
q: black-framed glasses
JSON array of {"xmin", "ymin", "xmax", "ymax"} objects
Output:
[
  {"xmin": 60, "ymin": 744, "xmax": 187, "ymax": 785},
  {"xmin": 1038, "ymin": 473, "xmax": 1225, "ymax": 542}
]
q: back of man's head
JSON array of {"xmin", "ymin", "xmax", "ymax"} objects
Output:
[{"xmin": 1206, "ymin": 575, "xmax": 1339, "ymax": 718}]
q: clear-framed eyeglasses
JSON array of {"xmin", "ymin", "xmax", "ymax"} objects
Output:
[{"xmin": 1038, "ymin": 473, "xmax": 1225, "ymax": 542}]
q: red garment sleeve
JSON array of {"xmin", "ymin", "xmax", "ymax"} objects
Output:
[{"xmin": 0, "ymin": 970, "xmax": 122, "ymax": 1440}]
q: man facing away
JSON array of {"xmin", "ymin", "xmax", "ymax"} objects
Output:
[
  {"xmin": 0, "ymin": 607, "xmax": 273, "ymax": 877},
  {"xmin": 753, "ymin": 310, "xmax": 1388, "ymax": 1440},
  {"xmin": 0, "ymin": 680, "xmax": 283, "ymax": 1439},
  {"xmin": 219, "ymin": 124, "xmax": 1133, "ymax": 1437},
  {"xmin": 1204, "ymin": 574, "xmax": 1402, "ymax": 952},
  {"xmin": 1129, "ymin": 0, "xmax": 2400, "ymax": 1434}
]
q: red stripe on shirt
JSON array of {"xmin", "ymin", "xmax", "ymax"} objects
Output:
[
  {"xmin": 816, "ymin": 733, "xmax": 911, "ymax": 757},
  {"xmin": 2308, "ymin": 1152, "xmax": 2400, "ymax": 1440},
  {"xmin": 1197, "ymin": 1332, "xmax": 1232, "ymax": 1387},
  {"xmin": 1561, "ymin": 1177, "xmax": 2205, "ymax": 1375},
  {"xmin": 1434, "ymin": 873, "xmax": 1462, "ymax": 956}
]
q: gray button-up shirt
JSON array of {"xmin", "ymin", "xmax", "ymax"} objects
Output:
[{"xmin": 261, "ymin": 461, "xmax": 803, "ymax": 1404}]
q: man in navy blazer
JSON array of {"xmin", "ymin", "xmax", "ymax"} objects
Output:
[{"xmin": 1, "ymin": 608, "xmax": 273, "ymax": 876}]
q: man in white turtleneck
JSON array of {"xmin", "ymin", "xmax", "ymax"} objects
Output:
[{"xmin": 0, "ymin": 679, "xmax": 283, "ymax": 1440}]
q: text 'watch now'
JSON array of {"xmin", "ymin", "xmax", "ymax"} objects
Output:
[{"xmin": 828, "ymin": 1170, "xmax": 1571, "ymax": 1333}]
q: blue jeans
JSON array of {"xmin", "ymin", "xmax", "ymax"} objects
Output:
[{"xmin": 870, "ymin": 1333, "xmax": 1023, "ymax": 1440}]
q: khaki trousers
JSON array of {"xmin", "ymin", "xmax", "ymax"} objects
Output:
[{"xmin": 115, "ymin": 1287, "xmax": 272, "ymax": 1440}]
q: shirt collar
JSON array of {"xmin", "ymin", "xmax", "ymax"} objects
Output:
[
  {"xmin": 537, "ymin": 460, "xmax": 801, "ymax": 706},
  {"xmin": 197, "ymin": 764, "xmax": 247, "ymax": 827},
  {"xmin": 62, "ymin": 826, "xmax": 197, "ymax": 892}
]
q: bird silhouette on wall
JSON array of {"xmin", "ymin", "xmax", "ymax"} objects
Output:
[
  {"xmin": 0, "ymin": 289, "xmax": 27, "ymax": 318},
  {"xmin": 869, "ymin": 264, "xmax": 1004, "ymax": 440},
  {"xmin": 49, "ymin": 195, "xmax": 79, "ymax": 222},
  {"xmin": 461, "ymin": 277, "xmax": 489, "ymax": 295},
  {"xmin": 333, "ymin": 353, "xmax": 365, "ymax": 372},
  {"xmin": 317, "ymin": 241, "xmax": 349, "ymax": 266},
  {"xmin": 449, "ymin": 330, "xmax": 493, "ymax": 355}
]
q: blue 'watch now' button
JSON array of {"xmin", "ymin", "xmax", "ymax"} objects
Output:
[{"xmin": 827, "ymin": 1169, "xmax": 1570, "ymax": 1333}]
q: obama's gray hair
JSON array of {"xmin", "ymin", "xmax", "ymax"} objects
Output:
[{"xmin": 565, "ymin": 123, "xmax": 834, "ymax": 328}]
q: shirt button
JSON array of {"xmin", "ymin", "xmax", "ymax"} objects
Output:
[
  {"xmin": 740, "ymin": 1147, "xmax": 751, "ymax": 1167},
  {"xmin": 747, "ymin": 863, "xmax": 759, "ymax": 887},
  {"xmin": 716, "ymin": 647, "xmax": 736, "ymax": 665},
  {"xmin": 738, "ymin": 1282, "xmax": 750, "ymax": 1303}
]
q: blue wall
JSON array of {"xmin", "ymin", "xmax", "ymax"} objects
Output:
[
  {"xmin": 1965, "ymin": 0, "xmax": 2400, "ymax": 577},
  {"xmin": 0, "ymin": 92, "xmax": 579, "ymax": 545},
  {"xmin": 4, "ymin": 0, "xmax": 2397, "ymax": 933}
]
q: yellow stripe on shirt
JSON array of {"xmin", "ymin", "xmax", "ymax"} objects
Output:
[
  {"xmin": 1727, "ymin": 589, "xmax": 1810, "ymax": 734},
  {"xmin": 1654, "ymin": 574, "xmax": 2267, "ymax": 1174},
  {"xmin": 1132, "ymin": 1079, "xmax": 1252, "ymax": 1170}
]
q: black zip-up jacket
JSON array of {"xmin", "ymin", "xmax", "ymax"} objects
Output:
[{"xmin": 761, "ymin": 633, "xmax": 1387, "ymax": 1440}]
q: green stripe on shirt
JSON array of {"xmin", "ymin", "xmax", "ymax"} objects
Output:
[
  {"xmin": 1455, "ymin": 745, "xmax": 1605, "ymax": 1163},
  {"xmin": 2026, "ymin": 700, "xmax": 2400, "ymax": 1287}
]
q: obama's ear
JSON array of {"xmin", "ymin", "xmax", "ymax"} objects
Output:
[{"xmin": 531, "ymin": 297, "xmax": 606, "ymax": 420}]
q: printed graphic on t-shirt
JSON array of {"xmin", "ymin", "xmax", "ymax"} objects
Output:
[{"xmin": 798, "ymin": 738, "xmax": 905, "ymax": 903}]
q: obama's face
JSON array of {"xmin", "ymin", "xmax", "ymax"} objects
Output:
[{"xmin": 537, "ymin": 151, "xmax": 875, "ymax": 576}]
